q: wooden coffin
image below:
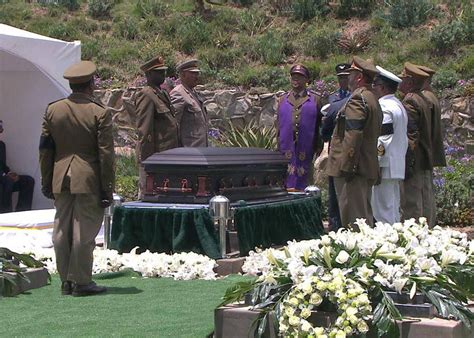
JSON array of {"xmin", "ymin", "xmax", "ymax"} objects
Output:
[{"xmin": 141, "ymin": 147, "xmax": 288, "ymax": 204}]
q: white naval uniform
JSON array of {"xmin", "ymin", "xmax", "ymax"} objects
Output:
[{"xmin": 371, "ymin": 94, "xmax": 408, "ymax": 224}]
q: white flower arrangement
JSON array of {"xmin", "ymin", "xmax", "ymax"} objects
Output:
[
  {"xmin": 224, "ymin": 218, "xmax": 474, "ymax": 337},
  {"xmin": 26, "ymin": 247, "xmax": 217, "ymax": 281}
]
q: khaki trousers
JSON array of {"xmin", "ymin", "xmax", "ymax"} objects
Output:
[
  {"xmin": 401, "ymin": 170, "xmax": 435, "ymax": 226},
  {"xmin": 53, "ymin": 192, "xmax": 104, "ymax": 285},
  {"xmin": 334, "ymin": 176, "xmax": 374, "ymax": 228}
]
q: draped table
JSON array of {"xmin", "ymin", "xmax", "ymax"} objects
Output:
[{"xmin": 109, "ymin": 195, "xmax": 324, "ymax": 259}]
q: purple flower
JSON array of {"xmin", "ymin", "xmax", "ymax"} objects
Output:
[{"xmin": 208, "ymin": 128, "xmax": 220, "ymax": 139}]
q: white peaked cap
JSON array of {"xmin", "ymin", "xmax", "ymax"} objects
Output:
[{"xmin": 376, "ymin": 65, "xmax": 402, "ymax": 83}]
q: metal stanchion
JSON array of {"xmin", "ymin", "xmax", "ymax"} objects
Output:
[
  {"xmin": 103, "ymin": 193, "xmax": 123, "ymax": 250},
  {"xmin": 304, "ymin": 185, "xmax": 321, "ymax": 198},
  {"xmin": 209, "ymin": 195, "xmax": 231, "ymax": 258}
]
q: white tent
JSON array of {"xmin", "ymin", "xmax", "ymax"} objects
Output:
[{"xmin": 0, "ymin": 24, "xmax": 81, "ymax": 209}]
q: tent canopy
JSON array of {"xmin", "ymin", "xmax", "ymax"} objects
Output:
[{"xmin": 0, "ymin": 24, "xmax": 81, "ymax": 209}]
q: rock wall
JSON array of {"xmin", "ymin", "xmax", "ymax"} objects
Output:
[{"xmin": 96, "ymin": 87, "xmax": 473, "ymax": 152}]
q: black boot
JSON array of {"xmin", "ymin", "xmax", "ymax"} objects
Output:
[
  {"xmin": 72, "ymin": 281, "xmax": 107, "ymax": 297},
  {"xmin": 61, "ymin": 281, "xmax": 73, "ymax": 295}
]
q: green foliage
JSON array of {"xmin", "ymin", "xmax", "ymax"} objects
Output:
[
  {"xmin": 304, "ymin": 26, "xmax": 340, "ymax": 59},
  {"xmin": 175, "ymin": 16, "xmax": 211, "ymax": 54},
  {"xmin": 385, "ymin": 0, "xmax": 432, "ymax": 28},
  {"xmin": 134, "ymin": 0, "xmax": 168, "ymax": 18},
  {"xmin": 198, "ymin": 46, "xmax": 242, "ymax": 70},
  {"xmin": 230, "ymin": 65, "xmax": 288, "ymax": 91},
  {"xmin": 290, "ymin": 0, "xmax": 330, "ymax": 21},
  {"xmin": 215, "ymin": 119, "xmax": 278, "ymax": 150},
  {"xmin": 433, "ymin": 157, "xmax": 473, "ymax": 227},
  {"xmin": 82, "ymin": 39, "xmax": 101, "ymax": 60},
  {"xmin": 238, "ymin": 9, "xmax": 271, "ymax": 36},
  {"xmin": 457, "ymin": 54, "xmax": 474, "ymax": 79},
  {"xmin": 372, "ymin": 291, "xmax": 402, "ymax": 337},
  {"xmin": 304, "ymin": 60, "xmax": 321, "ymax": 83},
  {"xmin": 432, "ymin": 68, "xmax": 460, "ymax": 90},
  {"xmin": 336, "ymin": 0, "xmax": 376, "ymax": 18},
  {"xmin": 48, "ymin": 22, "xmax": 79, "ymax": 40},
  {"xmin": 430, "ymin": 20, "xmax": 468, "ymax": 54},
  {"xmin": 88, "ymin": 0, "xmax": 115, "ymax": 19},
  {"xmin": 56, "ymin": 0, "xmax": 80, "ymax": 11},
  {"xmin": 113, "ymin": 16, "xmax": 139, "ymax": 40},
  {"xmin": 255, "ymin": 31, "xmax": 287, "ymax": 66},
  {"xmin": 115, "ymin": 153, "xmax": 139, "ymax": 202},
  {"xmin": 69, "ymin": 17, "xmax": 99, "ymax": 35}
]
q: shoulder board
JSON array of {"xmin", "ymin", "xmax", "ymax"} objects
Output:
[
  {"xmin": 90, "ymin": 97, "xmax": 105, "ymax": 108},
  {"xmin": 47, "ymin": 98, "xmax": 66, "ymax": 107},
  {"xmin": 308, "ymin": 89, "xmax": 321, "ymax": 98}
]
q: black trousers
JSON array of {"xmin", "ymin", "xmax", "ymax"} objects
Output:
[
  {"xmin": 328, "ymin": 176, "xmax": 342, "ymax": 231},
  {"xmin": 0, "ymin": 175, "xmax": 35, "ymax": 213}
]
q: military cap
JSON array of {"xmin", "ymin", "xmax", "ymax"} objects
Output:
[
  {"xmin": 376, "ymin": 65, "xmax": 402, "ymax": 83},
  {"xmin": 140, "ymin": 56, "xmax": 168, "ymax": 72},
  {"xmin": 399, "ymin": 62, "xmax": 429, "ymax": 79},
  {"xmin": 347, "ymin": 56, "xmax": 378, "ymax": 78},
  {"xmin": 176, "ymin": 59, "xmax": 200, "ymax": 73},
  {"xmin": 335, "ymin": 63, "xmax": 351, "ymax": 76},
  {"xmin": 290, "ymin": 64, "xmax": 310, "ymax": 78},
  {"xmin": 415, "ymin": 64, "xmax": 436, "ymax": 76},
  {"xmin": 63, "ymin": 61, "xmax": 96, "ymax": 84}
]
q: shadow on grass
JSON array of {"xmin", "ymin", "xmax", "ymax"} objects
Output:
[
  {"xmin": 105, "ymin": 286, "xmax": 143, "ymax": 295},
  {"xmin": 94, "ymin": 269, "xmax": 142, "ymax": 280}
]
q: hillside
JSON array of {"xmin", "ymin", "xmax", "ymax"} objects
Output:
[{"xmin": 1, "ymin": 0, "xmax": 473, "ymax": 92}]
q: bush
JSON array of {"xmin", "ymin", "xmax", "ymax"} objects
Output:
[
  {"xmin": 291, "ymin": 0, "xmax": 330, "ymax": 21},
  {"xmin": 231, "ymin": 65, "xmax": 288, "ymax": 91},
  {"xmin": 431, "ymin": 20, "xmax": 468, "ymax": 54},
  {"xmin": 385, "ymin": 0, "xmax": 432, "ymax": 28},
  {"xmin": 175, "ymin": 16, "xmax": 211, "ymax": 54},
  {"xmin": 336, "ymin": 0, "xmax": 376, "ymax": 18},
  {"xmin": 304, "ymin": 27, "xmax": 340, "ymax": 59},
  {"xmin": 238, "ymin": 9, "xmax": 271, "ymax": 36},
  {"xmin": 255, "ymin": 31, "xmax": 288, "ymax": 65},
  {"xmin": 457, "ymin": 54, "xmax": 474, "ymax": 79},
  {"xmin": 113, "ymin": 16, "xmax": 139, "ymax": 40},
  {"xmin": 134, "ymin": 0, "xmax": 168, "ymax": 18},
  {"xmin": 198, "ymin": 47, "xmax": 242, "ymax": 70},
  {"xmin": 48, "ymin": 22, "xmax": 78, "ymax": 40},
  {"xmin": 432, "ymin": 68, "xmax": 460, "ymax": 90},
  {"xmin": 81, "ymin": 39, "xmax": 101, "ymax": 59},
  {"xmin": 69, "ymin": 17, "xmax": 99, "ymax": 35},
  {"xmin": 88, "ymin": 0, "xmax": 115, "ymax": 19},
  {"xmin": 433, "ymin": 156, "xmax": 473, "ymax": 227},
  {"xmin": 304, "ymin": 61, "xmax": 321, "ymax": 83}
]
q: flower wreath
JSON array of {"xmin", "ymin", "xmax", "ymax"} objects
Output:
[{"xmin": 278, "ymin": 269, "xmax": 372, "ymax": 338}]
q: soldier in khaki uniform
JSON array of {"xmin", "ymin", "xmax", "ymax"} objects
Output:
[
  {"xmin": 135, "ymin": 56, "xmax": 179, "ymax": 198},
  {"xmin": 39, "ymin": 61, "xmax": 114, "ymax": 297},
  {"xmin": 170, "ymin": 59, "xmax": 208, "ymax": 147},
  {"xmin": 416, "ymin": 64, "xmax": 446, "ymax": 226},
  {"xmin": 327, "ymin": 56, "xmax": 383, "ymax": 228},
  {"xmin": 398, "ymin": 63, "xmax": 433, "ymax": 224}
]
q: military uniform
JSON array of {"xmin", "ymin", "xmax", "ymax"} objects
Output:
[
  {"xmin": 170, "ymin": 59, "xmax": 208, "ymax": 147},
  {"xmin": 399, "ymin": 63, "xmax": 433, "ymax": 224},
  {"xmin": 370, "ymin": 66, "xmax": 408, "ymax": 224},
  {"xmin": 135, "ymin": 56, "xmax": 180, "ymax": 198},
  {"xmin": 327, "ymin": 57, "xmax": 383, "ymax": 228},
  {"xmin": 39, "ymin": 61, "xmax": 114, "ymax": 292}
]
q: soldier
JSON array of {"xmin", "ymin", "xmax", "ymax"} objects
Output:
[
  {"xmin": 328, "ymin": 63, "xmax": 351, "ymax": 104},
  {"xmin": 370, "ymin": 66, "xmax": 408, "ymax": 224},
  {"xmin": 326, "ymin": 56, "xmax": 382, "ymax": 228},
  {"xmin": 416, "ymin": 64, "xmax": 446, "ymax": 225},
  {"xmin": 39, "ymin": 61, "xmax": 114, "ymax": 297},
  {"xmin": 277, "ymin": 64, "xmax": 323, "ymax": 191},
  {"xmin": 321, "ymin": 63, "xmax": 351, "ymax": 230},
  {"xmin": 398, "ymin": 62, "xmax": 433, "ymax": 224},
  {"xmin": 170, "ymin": 59, "xmax": 208, "ymax": 147},
  {"xmin": 135, "ymin": 56, "xmax": 179, "ymax": 198}
]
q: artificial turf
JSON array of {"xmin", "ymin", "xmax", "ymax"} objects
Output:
[{"xmin": 0, "ymin": 271, "xmax": 251, "ymax": 337}]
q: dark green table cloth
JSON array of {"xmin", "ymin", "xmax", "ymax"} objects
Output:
[{"xmin": 110, "ymin": 196, "xmax": 324, "ymax": 259}]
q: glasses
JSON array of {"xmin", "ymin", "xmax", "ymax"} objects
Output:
[{"xmin": 372, "ymin": 82, "xmax": 383, "ymax": 88}]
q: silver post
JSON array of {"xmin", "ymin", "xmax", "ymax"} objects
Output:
[
  {"xmin": 209, "ymin": 195, "xmax": 230, "ymax": 258},
  {"xmin": 103, "ymin": 193, "xmax": 123, "ymax": 250}
]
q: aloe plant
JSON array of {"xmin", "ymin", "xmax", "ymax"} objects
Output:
[{"xmin": 214, "ymin": 119, "xmax": 278, "ymax": 150}]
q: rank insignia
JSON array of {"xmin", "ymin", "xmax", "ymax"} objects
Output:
[
  {"xmin": 298, "ymin": 152, "xmax": 306, "ymax": 161},
  {"xmin": 287, "ymin": 164, "xmax": 296, "ymax": 175},
  {"xmin": 285, "ymin": 150, "xmax": 293, "ymax": 159},
  {"xmin": 297, "ymin": 167, "xmax": 305, "ymax": 177},
  {"xmin": 377, "ymin": 144, "xmax": 385, "ymax": 156}
]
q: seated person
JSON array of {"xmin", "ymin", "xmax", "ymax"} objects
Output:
[{"xmin": 0, "ymin": 121, "xmax": 34, "ymax": 213}]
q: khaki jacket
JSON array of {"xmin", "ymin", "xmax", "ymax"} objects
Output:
[
  {"xmin": 422, "ymin": 89, "xmax": 446, "ymax": 167},
  {"xmin": 135, "ymin": 86, "xmax": 179, "ymax": 162},
  {"xmin": 327, "ymin": 86, "xmax": 383, "ymax": 180},
  {"xmin": 170, "ymin": 84, "xmax": 208, "ymax": 147},
  {"xmin": 403, "ymin": 91, "xmax": 432, "ymax": 172},
  {"xmin": 39, "ymin": 93, "xmax": 115, "ymax": 198}
]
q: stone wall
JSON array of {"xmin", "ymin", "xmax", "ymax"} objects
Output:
[{"xmin": 96, "ymin": 87, "xmax": 473, "ymax": 152}]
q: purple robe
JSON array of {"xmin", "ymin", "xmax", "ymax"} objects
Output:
[{"xmin": 278, "ymin": 93, "xmax": 319, "ymax": 190}]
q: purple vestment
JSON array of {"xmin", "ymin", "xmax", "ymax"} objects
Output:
[{"xmin": 278, "ymin": 93, "xmax": 319, "ymax": 190}]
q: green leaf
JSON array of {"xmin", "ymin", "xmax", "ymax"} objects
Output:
[{"xmin": 219, "ymin": 278, "xmax": 257, "ymax": 307}]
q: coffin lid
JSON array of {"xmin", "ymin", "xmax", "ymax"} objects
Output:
[{"xmin": 142, "ymin": 147, "xmax": 287, "ymax": 166}]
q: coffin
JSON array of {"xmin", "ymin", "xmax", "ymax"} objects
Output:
[{"xmin": 141, "ymin": 147, "xmax": 288, "ymax": 204}]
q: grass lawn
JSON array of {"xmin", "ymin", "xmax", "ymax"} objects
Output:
[{"xmin": 0, "ymin": 271, "xmax": 251, "ymax": 337}]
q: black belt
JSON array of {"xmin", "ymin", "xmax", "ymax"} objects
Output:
[{"xmin": 381, "ymin": 123, "xmax": 394, "ymax": 136}]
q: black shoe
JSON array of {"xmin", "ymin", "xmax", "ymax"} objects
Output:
[
  {"xmin": 61, "ymin": 281, "xmax": 73, "ymax": 295},
  {"xmin": 72, "ymin": 281, "xmax": 107, "ymax": 297}
]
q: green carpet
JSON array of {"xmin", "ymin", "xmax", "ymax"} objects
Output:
[{"xmin": 0, "ymin": 271, "xmax": 251, "ymax": 337}]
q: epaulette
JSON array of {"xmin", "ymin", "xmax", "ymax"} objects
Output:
[
  {"xmin": 90, "ymin": 97, "xmax": 105, "ymax": 108},
  {"xmin": 308, "ymin": 89, "xmax": 322, "ymax": 98},
  {"xmin": 47, "ymin": 98, "xmax": 66, "ymax": 107}
]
